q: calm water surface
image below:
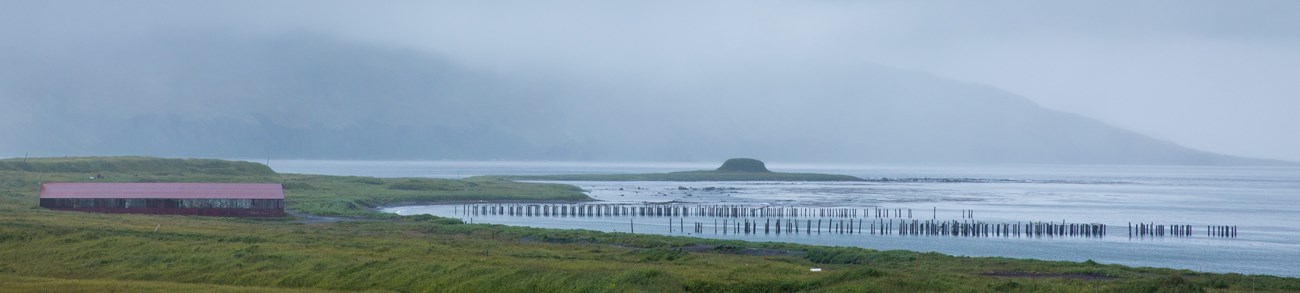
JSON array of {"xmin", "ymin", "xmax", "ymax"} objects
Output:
[{"xmin": 268, "ymin": 160, "xmax": 1300, "ymax": 277}]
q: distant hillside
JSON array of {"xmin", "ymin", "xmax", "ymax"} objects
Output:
[
  {"xmin": 0, "ymin": 156, "xmax": 277, "ymax": 177},
  {"xmin": 0, "ymin": 32, "xmax": 1290, "ymax": 165},
  {"xmin": 495, "ymin": 158, "xmax": 861, "ymax": 182},
  {"xmin": 495, "ymin": 171, "xmax": 861, "ymax": 182}
]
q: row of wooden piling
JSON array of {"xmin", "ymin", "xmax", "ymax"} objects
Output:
[
  {"xmin": 457, "ymin": 204, "xmax": 1237, "ymax": 239},
  {"xmin": 665, "ymin": 218, "xmax": 1108, "ymax": 238},
  {"xmin": 460, "ymin": 203, "xmax": 931, "ymax": 219},
  {"xmin": 1209, "ymin": 225, "xmax": 1237, "ymax": 238},
  {"xmin": 1126, "ymin": 223, "xmax": 1236, "ymax": 238}
]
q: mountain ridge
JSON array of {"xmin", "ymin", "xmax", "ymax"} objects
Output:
[{"xmin": 0, "ymin": 32, "xmax": 1290, "ymax": 166}]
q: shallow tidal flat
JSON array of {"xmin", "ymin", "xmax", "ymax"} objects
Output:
[{"xmin": 324, "ymin": 162, "xmax": 1300, "ymax": 277}]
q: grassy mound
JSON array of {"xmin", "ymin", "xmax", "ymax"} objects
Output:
[{"xmin": 715, "ymin": 158, "xmax": 771, "ymax": 172}]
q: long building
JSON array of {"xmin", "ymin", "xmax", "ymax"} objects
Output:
[{"xmin": 39, "ymin": 183, "xmax": 284, "ymax": 217}]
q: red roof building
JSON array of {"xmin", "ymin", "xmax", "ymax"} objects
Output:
[{"xmin": 39, "ymin": 183, "xmax": 284, "ymax": 217}]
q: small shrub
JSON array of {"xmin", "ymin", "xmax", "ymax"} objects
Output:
[
  {"xmin": 1159, "ymin": 274, "xmax": 1203, "ymax": 292},
  {"xmin": 638, "ymin": 248, "xmax": 688, "ymax": 262},
  {"xmin": 403, "ymin": 214, "xmax": 462, "ymax": 225},
  {"xmin": 1209, "ymin": 278, "xmax": 1229, "ymax": 289},
  {"xmin": 990, "ymin": 280, "xmax": 1021, "ymax": 291},
  {"xmin": 388, "ymin": 180, "xmax": 457, "ymax": 191},
  {"xmin": 805, "ymin": 247, "xmax": 871, "ymax": 264},
  {"xmin": 348, "ymin": 177, "xmax": 385, "ymax": 185},
  {"xmin": 616, "ymin": 269, "xmax": 668, "ymax": 285},
  {"xmin": 405, "ymin": 214, "xmax": 438, "ymax": 222},
  {"xmin": 1119, "ymin": 274, "xmax": 1205, "ymax": 293},
  {"xmin": 430, "ymin": 217, "xmax": 464, "ymax": 225},
  {"xmin": 683, "ymin": 280, "xmax": 727, "ymax": 292}
]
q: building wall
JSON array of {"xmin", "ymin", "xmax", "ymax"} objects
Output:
[{"xmin": 40, "ymin": 198, "xmax": 284, "ymax": 217}]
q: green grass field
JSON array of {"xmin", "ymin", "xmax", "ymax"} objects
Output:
[{"xmin": 1, "ymin": 157, "xmax": 1297, "ymax": 292}]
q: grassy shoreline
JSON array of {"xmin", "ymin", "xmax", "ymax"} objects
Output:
[
  {"xmin": 2, "ymin": 157, "xmax": 1298, "ymax": 292},
  {"xmin": 278, "ymin": 173, "xmax": 590, "ymax": 218}
]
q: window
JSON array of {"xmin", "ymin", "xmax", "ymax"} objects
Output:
[
  {"xmin": 39, "ymin": 199, "xmax": 73, "ymax": 208},
  {"xmin": 251, "ymin": 199, "xmax": 282, "ymax": 209},
  {"xmin": 144, "ymin": 199, "xmax": 180, "ymax": 208}
]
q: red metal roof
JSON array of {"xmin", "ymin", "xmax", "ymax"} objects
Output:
[{"xmin": 39, "ymin": 183, "xmax": 283, "ymax": 199}]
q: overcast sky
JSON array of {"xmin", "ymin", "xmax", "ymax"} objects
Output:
[{"xmin": 4, "ymin": 0, "xmax": 1298, "ymax": 161}]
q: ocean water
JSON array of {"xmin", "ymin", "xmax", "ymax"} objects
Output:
[{"xmin": 268, "ymin": 160, "xmax": 1300, "ymax": 277}]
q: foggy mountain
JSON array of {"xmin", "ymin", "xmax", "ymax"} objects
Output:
[{"xmin": 0, "ymin": 33, "xmax": 1284, "ymax": 165}]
